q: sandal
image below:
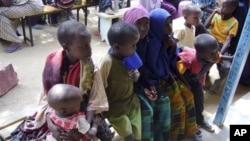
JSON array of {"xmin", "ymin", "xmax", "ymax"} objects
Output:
[
  {"xmin": 198, "ymin": 121, "xmax": 215, "ymax": 133},
  {"xmin": 32, "ymin": 24, "xmax": 43, "ymax": 29},
  {"xmin": 4, "ymin": 44, "xmax": 22, "ymax": 53}
]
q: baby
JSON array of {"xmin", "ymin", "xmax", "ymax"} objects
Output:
[{"xmin": 47, "ymin": 84, "xmax": 101, "ymax": 141}]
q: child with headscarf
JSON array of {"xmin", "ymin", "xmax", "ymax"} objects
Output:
[
  {"xmin": 124, "ymin": 6, "xmax": 171, "ymax": 141},
  {"xmin": 146, "ymin": 8, "xmax": 201, "ymax": 141}
]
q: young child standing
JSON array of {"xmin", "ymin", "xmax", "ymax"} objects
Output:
[
  {"xmin": 99, "ymin": 21, "xmax": 141, "ymax": 141},
  {"xmin": 174, "ymin": 4, "xmax": 201, "ymax": 48},
  {"xmin": 47, "ymin": 84, "xmax": 101, "ymax": 141},
  {"xmin": 176, "ymin": 33, "xmax": 233, "ymax": 133},
  {"xmin": 146, "ymin": 8, "xmax": 200, "ymax": 141},
  {"xmin": 204, "ymin": 0, "xmax": 238, "ymax": 94}
]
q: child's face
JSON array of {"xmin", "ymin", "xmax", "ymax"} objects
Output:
[
  {"xmin": 53, "ymin": 98, "xmax": 81, "ymax": 117},
  {"xmin": 198, "ymin": 46, "xmax": 219, "ymax": 63},
  {"xmin": 115, "ymin": 34, "xmax": 140, "ymax": 58},
  {"xmin": 221, "ymin": 1, "xmax": 235, "ymax": 16},
  {"xmin": 185, "ymin": 12, "xmax": 200, "ymax": 26},
  {"xmin": 163, "ymin": 17, "xmax": 173, "ymax": 36},
  {"xmin": 135, "ymin": 17, "xmax": 150, "ymax": 39},
  {"xmin": 66, "ymin": 33, "xmax": 92, "ymax": 61}
]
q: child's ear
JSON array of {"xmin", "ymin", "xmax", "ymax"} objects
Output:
[
  {"xmin": 113, "ymin": 43, "xmax": 120, "ymax": 50},
  {"xmin": 183, "ymin": 15, "xmax": 188, "ymax": 20},
  {"xmin": 62, "ymin": 43, "xmax": 69, "ymax": 51}
]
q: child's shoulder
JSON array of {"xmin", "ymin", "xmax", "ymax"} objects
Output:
[{"xmin": 99, "ymin": 52, "xmax": 113, "ymax": 68}]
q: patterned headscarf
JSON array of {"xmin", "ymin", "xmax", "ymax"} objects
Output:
[{"xmin": 123, "ymin": 5, "xmax": 149, "ymax": 24}]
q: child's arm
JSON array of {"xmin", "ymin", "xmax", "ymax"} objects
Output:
[
  {"xmin": 86, "ymin": 116, "xmax": 102, "ymax": 139},
  {"xmin": 86, "ymin": 111, "xmax": 94, "ymax": 124},
  {"xmin": 220, "ymin": 35, "xmax": 234, "ymax": 54},
  {"xmin": 46, "ymin": 113, "xmax": 65, "ymax": 140},
  {"xmin": 221, "ymin": 54, "xmax": 234, "ymax": 61},
  {"xmin": 204, "ymin": 8, "xmax": 220, "ymax": 28}
]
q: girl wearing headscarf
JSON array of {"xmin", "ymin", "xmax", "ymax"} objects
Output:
[
  {"xmin": 146, "ymin": 8, "xmax": 200, "ymax": 141},
  {"xmin": 124, "ymin": 6, "xmax": 171, "ymax": 141}
]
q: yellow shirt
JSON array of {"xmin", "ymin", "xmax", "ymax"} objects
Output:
[{"xmin": 210, "ymin": 13, "xmax": 238, "ymax": 44}]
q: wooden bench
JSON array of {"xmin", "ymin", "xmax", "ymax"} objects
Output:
[{"xmin": 21, "ymin": 0, "xmax": 99, "ymax": 46}]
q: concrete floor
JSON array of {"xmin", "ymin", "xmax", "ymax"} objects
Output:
[{"xmin": 1, "ymin": 1, "xmax": 250, "ymax": 140}]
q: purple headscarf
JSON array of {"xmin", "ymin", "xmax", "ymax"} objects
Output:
[{"xmin": 123, "ymin": 6, "xmax": 149, "ymax": 25}]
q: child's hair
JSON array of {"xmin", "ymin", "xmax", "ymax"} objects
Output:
[
  {"xmin": 194, "ymin": 33, "xmax": 219, "ymax": 52},
  {"xmin": 223, "ymin": 0, "xmax": 239, "ymax": 8},
  {"xmin": 107, "ymin": 21, "xmax": 139, "ymax": 46},
  {"xmin": 182, "ymin": 3, "xmax": 201, "ymax": 16},
  {"xmin": 47, "ymin": 84, "xmax": 82, "ymax": 109},
  {"xmin": 57, "ymin": 20, "xmax": 91, "ymax": 46}
]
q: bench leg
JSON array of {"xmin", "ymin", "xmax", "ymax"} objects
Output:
[
  {"xmin": 21, "ymin": 17, "xmax": 27, "ymax": 42},
  {"xmin": 21, "ymin": 17, "xmax": 34, "ymax": 46},
  {"xmin": 77, "ymin": 8, "xmax": 80, "ymax": 22},
  {"xmin": 84, "ymin": 7, "xmax": 88, "ymax": 26},
  {"xmin": 27, "ymin": 17, "xmax": 34, "ymax": 46}
]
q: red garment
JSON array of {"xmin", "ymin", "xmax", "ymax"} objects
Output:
[
  {"xmin": 50, "ymin": 112, "xmax": 86, "ymax": 130},
  {"xmin": 178, "ymin": 47, "xmax": 208, "ymax": 85},
  {"xmin": 49, "ymin": 111, "xmax": 89, "ymax": 141},
  {"xmin": 178, "ymin": 47, "xmax": 202, "ymax": 74},
  {"xmin": 42, "ymin": 48, "xmax": 80, "ymax": 94}
]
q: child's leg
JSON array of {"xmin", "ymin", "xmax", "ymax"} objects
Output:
[
  {"xmin": 153, "ymin": 97, "xmax": 171, "ymax": 141},
  {"xmin": 137, "ymin": 94, "xmax": 154, "ymax": 141},
  {"xmin": 189, "ymin": 81, "xmax": 204, "ymax": 125},
  {"xmin": 178, "ymin": 82, "xmax": 197, "ymax": 138},
  {"xmin": 166, "ymin": 81, "xmax": 186, "ymax": 140},
  {"xmin": 107, "ymin": 115, "xmax": 134, "ymax": 140},
  {"xmin": 152, "ymin": 83, "xmax": 171, "ymax": 141},
  {"xmin": 107, "ymin": 107, "xmax": 141, "ymax": 141},
  {"xmin": 128, "ymin": 106, "xmax": 141, "ymax": 141}
]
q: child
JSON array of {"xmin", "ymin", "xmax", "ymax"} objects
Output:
[
  {"xmin": 99, "ymin": 21, "xmax": 141, "ymax": 141},
  {"xmin": 176, "ymin": 33, "xmax": 233, "ymax": 133},
  {"xmin": 124, "ymin": 6, "xmax": 171, "ymax": 141},
  {"xmin": 47, "ymin": 84, "xmax": 101, "ymax": 141},
  {"xmin": 14, "ymin": 20, "xmax": 113, "ymax": 141},
  {"xmin": 204, "ymin": 0, "xmax": 238, "ymax": 94},
  {"xmin": 174, "ymin": 3, "xmax": 201, "ymax": 48},
  {"xmin": 146, "ymin": 8, "xmax": 200, "ymax": 141}
]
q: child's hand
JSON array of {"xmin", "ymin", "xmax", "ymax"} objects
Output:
[
  {"xmin": 144, "ymin": 86, "xmax": 157, "ymax": 101},
  {"xmin": 164, "ymin": 35, "xmax": 176, "ymax": 50},
  {"xmin": 46, "ymin": 114, "xmax": 64, "ymax": 140},
  {"xmin": 86, "ymin": 116, "xmax": 102, "ymax": 139},
  {"xmin": 93, "ymin": 116, "xmax": 102, "ymax": 127},
  {"xmin": 213, "ymin": 8, "xmax": 221, "ymax": 14},
  {"xmin": 128, "ymin": 69, "xmax": 140, "ymax": 82}
]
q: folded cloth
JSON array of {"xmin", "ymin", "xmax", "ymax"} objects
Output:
[{"xmin": 4, "ymin": 44, "xmax": 22, "ymax": 53}]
